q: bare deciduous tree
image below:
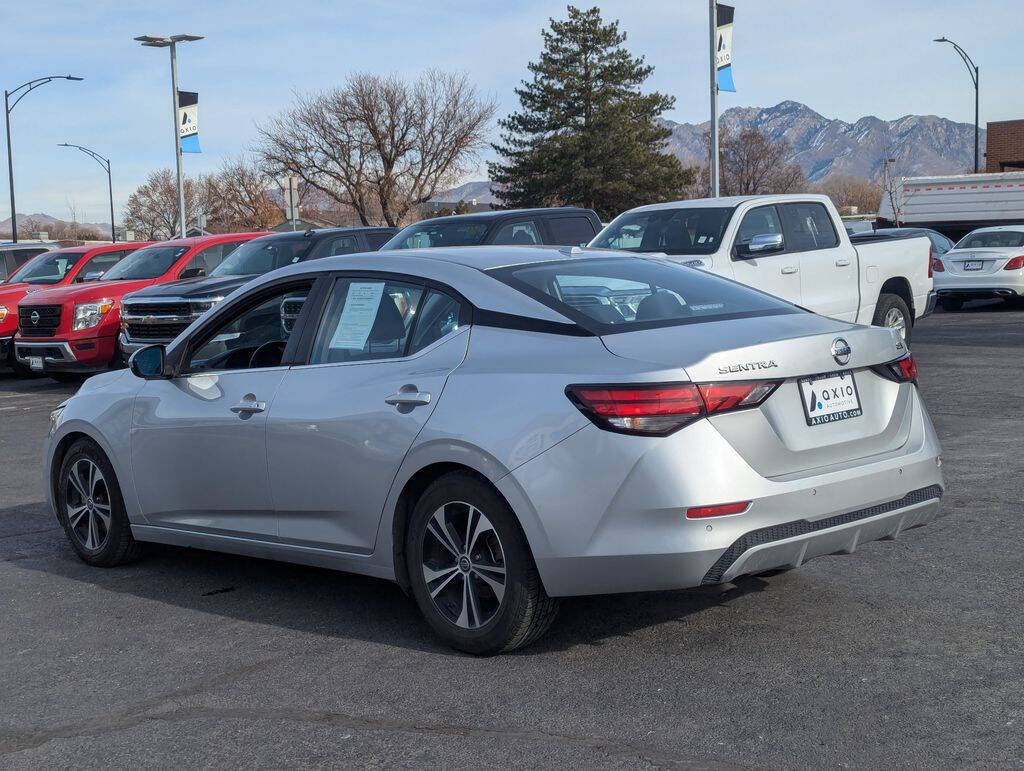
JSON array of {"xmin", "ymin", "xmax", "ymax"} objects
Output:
[
  {"xmin": 123, "ymin": 169, "xmax": 205, "ymax": 239},
  {"xmin": 704, "ymin": 126, "xmax": 807, "ymax": 197},
  {"xmin": 202, "ymin": 156, "xmax": 280, "ymax": 232},
  {"xmin": 257, "ymin": 71, "xmax": 496, "ymax": 227},
  {"xmin": 813, "ymin": 174, "xmax": 882, "ymax": 214}
]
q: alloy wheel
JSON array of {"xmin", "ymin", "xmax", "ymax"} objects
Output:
[
  {"xmin": 421, "ymin": 501, "xmax": 507, "ymax": 629},
  {"xmin": 884, "ymin": 307, "xmax": 907, "ymax": 340},
  {"xmin": 64, "ymin": 458, "xmax": 111, "ymax": 551}
]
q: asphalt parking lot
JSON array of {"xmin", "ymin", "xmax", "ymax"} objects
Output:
[{"xmin": 1, "ymin": 303, "xmax": 1022, "ymax": 769}]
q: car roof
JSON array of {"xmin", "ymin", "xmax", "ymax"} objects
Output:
[
  {"xmin": 964, "ymin": 225, "xmax": 1024, "ymax": 234},
  {"xmin": 412, "ymin": 207, "xmax": 594, "ymax": 226},
  {"xmin": 616, "ymin": 193, "xmax": 835, "ymax": 215},
  {"xmin": 249, "ymin": 226, "xmax": 396, "ymax": 243},
  {"xmin": 147, "ymin": 232, "xmax": 266, "ymax": 248}
]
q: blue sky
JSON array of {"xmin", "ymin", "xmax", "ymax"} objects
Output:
[{"xmin": 3, "ymin": 0, "xmax": 1022, "ymax": 225}]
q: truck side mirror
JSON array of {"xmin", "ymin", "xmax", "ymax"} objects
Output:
[
  {"xmin": 179, "ymin": 267, "xmax": 205, "ymax": 279},
  {"xmin": 736, "ymin": 233, "xmax": 784, "ymax": 257}
]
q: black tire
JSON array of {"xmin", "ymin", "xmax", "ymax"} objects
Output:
[
  {"xmin": 56, "ymin": 438, "xmax": 143, "ymax": 567},
  {"xmin": 939, "ymin": 297, "xmax": 964, "ymax": 312},
  {"xmin": 406, "ymin": 471, "xmax": 559, "ymax": 655},
  {"xmin": 872, "ymin": 293, "xmax": 913, "ymax": 346}
]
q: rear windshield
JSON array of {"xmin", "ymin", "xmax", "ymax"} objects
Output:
[
  {"xmin": 590, "ymin": 207, "xmax": 734, "ymax": 255},
  {"xmin": 211, "ymin": 235, "xmax": 313, "ymax": 277},
  {"xmin": 384, "ymin": 221, "xmax": 489, "ymax": 249},
  {"xmin": 103, "ymin": 245, "xmax": 189, "ymax": 280},
  {"xmin": 489, "ymin": 256, "xmax": 798, "ymax": 333},
  {"xmin": 7, "ymin": 250, "xmax": 86, "ymax": 284},
  {"xmin": 954, "ymin": 231, "xmax": 1024, "ymax": 249}
]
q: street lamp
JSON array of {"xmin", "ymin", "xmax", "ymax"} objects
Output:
[
  {"xmin": 4, "ymin": 75, "xmax": 84, "ymax": 242},
  {"xmin": 134, "ymin": 34, "xmax": 203, "ymax": 238},
  {"xmin": 934, "ymin": 36, "xmax": 980, "ymax": 173},
  {"xmin": 58, "ymin": 143, "xmax": 116, "ymax": 243}
]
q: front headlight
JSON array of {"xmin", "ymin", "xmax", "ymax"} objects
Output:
[
  {"xmin": 48, "ymin": 405, "xmax": 65, "ymax": 437},
  {"xmin": 72, "ymin": 299, "xmax": 115, "ymax": 331},
  {"xmin": 0, "ymin": 304, "xmax": 7, "ymax": 322}
]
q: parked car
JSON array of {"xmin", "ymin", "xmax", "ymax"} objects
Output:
[
  {"xmin": 0, "ymin": 242, "xmax": 150, "ymax": 373},
  {"xmin": 851, "ymin": 227, "xmax": 955, "ymax": 255},
  {"xmin": 932, "ymin": 225, "xmax": 1024, "ymax": 310},
  {"xmin": 119, "ymin": 227, "xmax": 397, "ymax": 354},
  {"xmin": 590, "ymin": 194, "xmax": 935, "ymax": 343},
  {"xmin": 14, "ymin": 233, "xmax": 264, "ymax": 380},
  {"xmin": 382, "ymin": 207, "xmax": 601, "ymax": 250},
  {"xmin": 0, "ymin": 242, "xmax": 62, "ymax": 283},
  {"xmin": 45, "ymin": 246, "xmax": 944, "ymax": 654}
]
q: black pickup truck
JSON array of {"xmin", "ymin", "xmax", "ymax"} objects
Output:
[
  {"xmin": 382, "ymin": 207, "xmax": 602, "ymax": 250},
  {"xmin": 119, "ymin": 226, "xmax": 396, "ymax": 355}
]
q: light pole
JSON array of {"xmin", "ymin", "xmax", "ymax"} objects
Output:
[
  {"xmin": 934, "ymin": 37, "xmax": 979, "ymax": 173},
  {"xmin": 58, "ymin": 143, "xmax": 116, "ymax": 243},
  {"xmin": 5, "ymin": 75, "xmax": 84, "ymax": 242},
  {"xmin": 134, "ymin": 34, "xmax": 203, "ymax": 238}
]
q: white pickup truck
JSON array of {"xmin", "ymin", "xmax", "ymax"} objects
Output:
[{"xmin": 590, "ymin": 194, "xmax": 936, "ymax": 343}]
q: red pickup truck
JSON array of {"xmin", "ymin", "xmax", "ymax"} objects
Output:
[
  {"xmin": 14, "ymin": 232, "xmax": 265, "ymax": 380},
  {"xmin": 1, "ymin": 242, "xmax": 151, "ymax": 373}
]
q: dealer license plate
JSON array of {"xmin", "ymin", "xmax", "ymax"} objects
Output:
[
  {"xmin": 28, "ymin": 356, "xmax": 43, "ymax": 372},
  {"xmin": 963, "ymin": 260, "xmax": 984, "ymax": 271},
  {"xmin": 798, "ymin": 371, "xmax": 862, "ymax": 426}
]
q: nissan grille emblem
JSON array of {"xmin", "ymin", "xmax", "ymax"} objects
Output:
[
  {"xmin": 831, "ymin": 337, "xmax": 852, "ymax": 366},
  {"xmin": 29, "ymin": 311, "xmax": 40, "ymax": 326}
]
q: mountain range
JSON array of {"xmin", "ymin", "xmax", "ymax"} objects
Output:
[
  {"xmin": 434, "ymin": 100, "xmax": 985, "ymax": 202},
  {"xmin": 0, "ymin": 212, "xmax": 112, "ymax": 238}
]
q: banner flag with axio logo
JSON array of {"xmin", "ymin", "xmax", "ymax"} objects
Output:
[
  {"xmin": 715, "ymin": 4, "xmax": 736, "ymax": 92},
  {"xmin": 178, "ymin": 90, "xmax": 200, "ymax": 153}
]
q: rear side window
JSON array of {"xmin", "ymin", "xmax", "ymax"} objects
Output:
[
  {"xmin": 365, "ymin": 232, "xmax": 393, "ymax": 250},
  {"xmin": 309, "ymin": 235, "xmax": 359, "ymax": 258},
  {"xmin": 491, "ymin": 220, "xmax": 541, "ymax": 245},
  {"xmin": 310, "ymin": 279, "xmax": 423, "ymax": 364},
  {"xmin": 489, "ymin": 257, "xmax": 798, "ymax": 333},
  {"xmin": 547, "ymin": 216, "xmax": 597, "ymax": 246},
  {"xmin": 409, "ymin": 290, "xmax": 462, "ymax": 353},
  {"xmin": 779, "ymin": 203, "xmax": 838, "ymax": 251}
]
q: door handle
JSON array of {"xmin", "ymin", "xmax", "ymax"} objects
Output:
[
  {"xmin": 835, "ymin": 258, "xmax": 852, "ymax": 267},
  {"xmin": 230, "ymin": 394, "xmax": 267, "ymax": 415},
  {"xmin": 781, "ymin": 266, "xmax": 799, "ymax": 275},
  {"xmin": 385, "ymin": 388, "xmax": 432, "ymax": 407}
]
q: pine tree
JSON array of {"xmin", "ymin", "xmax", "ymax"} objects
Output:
[{"xmin": 489, "ymin": 6, "xmax": 693, "ymax": 220}]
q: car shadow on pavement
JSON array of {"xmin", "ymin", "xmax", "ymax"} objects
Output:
[{"xmin": 7, "ymin": 502, "xmax": 770, "ymax": 656}]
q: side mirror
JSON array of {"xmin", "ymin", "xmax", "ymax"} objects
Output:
[
  {"xmin": 736, "ymin": 233, "xmax": 784, "ymax": 257},
  {"xmin": 82, "ymin": 271, "xmax": 105, "ymax": 282},
  {"xmin": 128, "ymin": 345, "xmax": 166, "ymax": 380},
  {"xmin": 179, "ymin": 267, "xmax": 205, "ymax": 279}
]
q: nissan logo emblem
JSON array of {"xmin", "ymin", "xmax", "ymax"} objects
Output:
[
  {"xmin": 831, "ymin": 337, "xmax": 852, "ymax": 366},
  {"xmin": 29, "ymin": 311, "xmax": 40, "ymax": 325}
]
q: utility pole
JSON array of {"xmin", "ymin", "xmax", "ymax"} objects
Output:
[
  {"xmin": 934, "ymin": 37, "xmax": 980, "ymax": 173},
  {"xmin": 709, "ymin": 0, "xmax": 719, "ymax": 197}
]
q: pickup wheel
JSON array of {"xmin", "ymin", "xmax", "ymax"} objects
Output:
[{"xmin": 873, "ymin": 293, "xmax": 912, "ymax": 345}]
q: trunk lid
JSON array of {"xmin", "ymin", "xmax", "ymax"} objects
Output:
[
  {"xmin": 943, "ymin": 247, "xmax": 1020, "ymax": 276},
  {"xmin": 600, "ymin": 314, "xmax": 914, "ymax": 478}
]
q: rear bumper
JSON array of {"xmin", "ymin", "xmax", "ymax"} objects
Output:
[
  {"xmin": 505, "ymin": 386, "xmax": 945, "ymax": 597},
  {"xmin": 936, "ymin": 287, "xmax": 1020, "ymax": 300},
  {"xmin": 934, "ymin": 272, "xmax": 1023, "ymax": 299},
  {"xmin": 14, "ymin": 335, "xmax": 118, "ymax": 373}
]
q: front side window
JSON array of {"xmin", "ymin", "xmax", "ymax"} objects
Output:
[
  {"xmin": 308, "ymin": 235, "xmax": 359, "ymax": 259},
  {"xmin": 310, "ymin": 279, "xmax": 423, "ymax": 364},
  {"xmin": 210, "ymin": 236, "xmax": 313, "ymax": 277},
  {"xmin": 384, "ymin": 221, "xmax": 489, "ymax": 249},
  {"xmin": 490, "ymin": 257, "xmax": 798, "ymax": 333},
  {"xmin": 366, "ymin": 232, "xmax": 393, "ymax": 250},
  {"xmin": 8, "ymin": 250, "xmax": 86, "ymax": 284},
  {"xmin": 955, "ymin": 230, "xmax": 1024, "ymax": 249},
  {"xmin": 491, "ymin": 220, "xmax": 541, "ymax": 246},
  {"xmin": 181, "ymin": 241, "xmax": 244, "ymax": 277},
  {"xmin": 779, "ymin": 202, "xmax": 839, "ymax": 251},
  {"xmin": 591, "ymin": 207, "xmax": 734, "ymax": 255},
  {"xmin": 735, "ymin": 206, "xmax": 784, "ymax": 250},
  {"xmin": 186, "ymin": 281, "xmax": 314, "ymax": 372},
  {"xmin": 77, "ymin": 250, "xmax": 128, "ymax": 281},
  {"xmin": 100, "ymin": 245, "xmax": 190, "ymax": 280}
]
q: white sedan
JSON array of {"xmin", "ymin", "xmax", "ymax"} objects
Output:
[{"xmin": 934, "ymin": 226, "xmax": 1024, "ymax": 310}]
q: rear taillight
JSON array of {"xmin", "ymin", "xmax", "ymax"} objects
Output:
[
  {"xmin": 872, "ymin": 354, "xmax": 918, "ymax": 384},
  {"xmin": 927, "ymin": 245, "xmax": 934, "ymax": 279},
  {"xmin": 932, "ymin": 257, "xmax": 945, "ymax": 272},
  {"xmin": 1003, "ymin": 255, "xmax": 1024, "ymax": 270},
  {"xmin": 686, "ymin": 501, "xmax": 750, "ymax": 519},
  {"xmin": 566, "ymin": 380, "xmax": 781, "ymax": 436}
]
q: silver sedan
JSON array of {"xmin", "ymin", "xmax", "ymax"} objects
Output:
[{"xmin": 44, "ymin": 247, "xmax": 945, "ymax": 653}]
